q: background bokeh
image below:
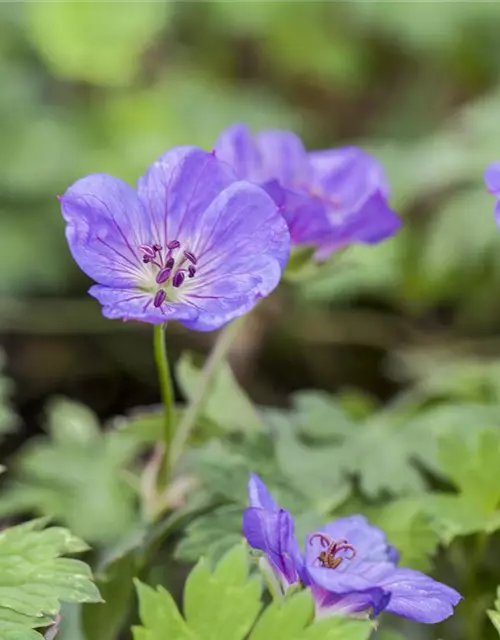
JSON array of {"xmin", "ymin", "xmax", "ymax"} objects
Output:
[
  {"xmin": 3, "ymin": 1, "xmax": 500, "ymax": 425},
  {"xmin": 3, "ymin": 4, "xmax": 500, "ymax": 637}
]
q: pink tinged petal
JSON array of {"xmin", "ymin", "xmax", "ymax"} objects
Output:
[
  {"xmin": 308, "ymin": 147, "xmax": 390, "ymax": 211},
  {"xmin": 261, "ymin": 179, "xmax": 288, "ymax": 209},
  {"xmin": 214, "ymin": 123, "xmax": 262, "ymax": 182},
  {"xmin": 378, "ymin": 568, "xmax": 462, "ymax": 624},
  {"xmin": 255, "ymin": 130, "xmax": 310, "ymax": 188},
  {"xmin": 136, "ymin": 147, "xmax": 237, "ymax": 249},
  {"xmin": 311, "ymin": 584, "xmax": 390, "ymax": 619},
  {"xmin": 280, "ymin": 190, "xmax": 332, "ymax": 246},
  {"xmin": 60, "ymin": 174, "xmax": 150, "ymax": 287},
  {"xmin": 248, "ymin": 473, "xmax": 279, "ymax": 510},
  {"xmin": 485, "ymin": 162, "xmax": 500, "ymax": 195},
  {"xmin": 334, "ymin": 191, "xmax": 401, "ymax": 245},
  {"xmin": 89, "ymin": 285, "xmax": 198, "ymax": 326}
]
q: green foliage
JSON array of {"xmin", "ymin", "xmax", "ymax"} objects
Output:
[
  {"xmin": 371, "ymin": 500, "xmax": 440, "ymax": 571},
  {"xmin": 0, "ymin": 348, "xmax": 17, "ymax": 441},
  {"xmin": 24, "ymin": 2, "xmax": 172, "ymax": 86},
  {"xmin": 250, "ymin": 589, "xmax": 373, "ymax": 640},
  {"xmin": 175, "ymin": 505, "xmax": 243, "ymax": 564},
  {"xmin": 133, "ymin": 545, "xmax": 261, "ymax": 640},
  {"xmin": 419, "ymin": 428, "xmax": 500, "ymax": 544},
  {"xmin": 174, "ymin": 388, "xmax": 445, "ymax": 563},
  {"xmin": 488, "ymin": 587, "xmax": 500, "ymax": 635},
  {"xmin": 0, "ymin": 609, "xmax": 53, "ymax": 640},
  {"xmin": 183, "ymin": 545, "xmax": 261, "ymax": 640},
  {"xmin": 0, "ymin": 519, "xmax": 101, "ymax": 639},
  {"xmin": 134, "ymin": 545, "xmax": 373, "ymax": 640},
  {"xmin": 4, "ymin": 3, "xmax": 500, "ymax": 639},
  {"xmin": 249, "ymin": 590, "xmax": 314, "ymax": 640},
  {"xmin": 178, "ymin": 352, "xmax": 264, "ymax": 435},
  {"xmin": 82, "ymin": 552, "xmax": 137, "ymax": 640},
  {"xmin": 0, "ymin": 398, "xmax": 140, "ymax": 544}
]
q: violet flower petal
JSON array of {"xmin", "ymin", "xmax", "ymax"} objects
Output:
[
  {"xmin": 178, "ymin": 182, "xmax": 289, "ymax": 331},
  {"xmin": 89, "ymin": 285, "xmax": 198, "ymax": 325},
  {"xmin": 254, "ymin": 130, "xmax": 310, "ymax": 187},
  {"xmin": 136, "ymin": 146, "xmax": 236, "ymax": 250},
  {"xmin": 243, "ymin": 507, "xmax": 300, "ymax": 587},
  {"xmin": 485, "ymin": 162, "xmax": 500, "ymax": 195},
  {"xmin": 308, "ymin": 146, "xmax": 390, "ymax": 211},
  {"xmin": 243, "ymin": 474, "xmax": 305, "ymax": 588},
  {"xmin": 313, "ymin": 190, "xmax": 401, "ymax": 261},
  {"xmin": 379, "ymin": 568, "xmax": 463, "ymax": 624},
  {"xmin": 60, "ymin": 174, "xmax": 150, "ymax": 287},
  {"xmin": 311, "ymin": 584, "xmax": 391, "ymax": 619},
  {"xmin": 248, "ymin": 472, "xmax": 279, "ymax": 510},
  {"xmin": 213, "ymin": 123, "xmax": 261, "ymax": 182}
]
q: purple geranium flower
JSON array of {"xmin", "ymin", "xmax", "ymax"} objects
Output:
[
  {"xmin": 59, "ymin": 147, "xmax": 290, "ymax": 330},
  {"xmin": 485, "ymin": 162, "xmax": 500, "ymax": 225},
  {"xmin": 243, "ymin": 475, "xmax": 462, "ymax": 623},
  {"xmin": 214, "ymin": 124, "xmax": 401, "ymax": 259}
]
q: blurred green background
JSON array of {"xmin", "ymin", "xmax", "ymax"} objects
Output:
[{"xmin": 3, "ymin": 0, "xmax": 500, "ymax": 434}]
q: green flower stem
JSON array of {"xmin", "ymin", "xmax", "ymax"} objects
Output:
[
  {"xmin": 169, "ymin": 315, "xmax": 244, "ymax": 469},
  {"xmin": 153, "ymin": 323, "xmax": 175, "ymax": 486}
]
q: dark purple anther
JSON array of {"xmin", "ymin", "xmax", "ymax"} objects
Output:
[
  {"xmin": 139, "ymin": 244, "xmax": 156, "ymax": 258},
  {"xmin": 172, "ymin": 271, "xmax": 185, "ymax": 288},
  {"xmin": 165, "ymin": 257, "xmax": 175, "ymax": 269},
  {"xmin": 156, "ymin": 267, "xmax": 172, "ymax": 284},
  {"xmin": 184, "ymin": 250, "xmax": 197, "ymax": 265},
  {"xmin": 153, "ymin": 289, "xmax": 166, "ymax": 308},
  {"xmin": 188, "ymin": 265, "xmax": 196, "ymax": 278},
  {"xmin": 167, "ymin": 240, "xmax": 181, "ymax": 250},
  {"xmin": 152, "ymin": 243, "xmax": 162, "ymax": 252},
  {"xmin": 142, "ymin": 256, "xmax": 151, "ymax": 264}
]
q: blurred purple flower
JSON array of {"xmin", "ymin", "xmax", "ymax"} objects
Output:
[
  {"xmin": 485, "ymin": 162, "xmax": 500, "ymax": 225},
  {"xmin": 60, "ymin": 147, "xmax": 290, "ymax": 330},
  {"xmin": 243, "ymin": 475, "xmax": 462, "ymax": 623},
  {"xmin": 214, "ymin": 124, "xmax": 401, "ymax": 259}
]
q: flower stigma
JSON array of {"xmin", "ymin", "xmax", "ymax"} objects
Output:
[{"xmin": 309, "ymin": 533, "xmax": 357, "ymax": 570}]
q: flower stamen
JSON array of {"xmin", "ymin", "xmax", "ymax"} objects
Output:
[
  {"xmin": 153, "ymin": 290, "xmax": 166, "ymax": 308},
  {"xmin": 138, "ymin": 241, "xmax": 198, "ymax": 306}
]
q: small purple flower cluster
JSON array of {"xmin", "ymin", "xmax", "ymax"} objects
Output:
[
  {"xmin": 243, "ymin": 474, "xmax": 462, "ymax": 623},
  {"xmin": 60, "ymin": 126, "xmax": 401, "ymax": 330}
]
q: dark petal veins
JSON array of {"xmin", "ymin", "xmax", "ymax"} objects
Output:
[{"xmin": 60, "ymin": 174, "xmax": 150, "ymax": 287}]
